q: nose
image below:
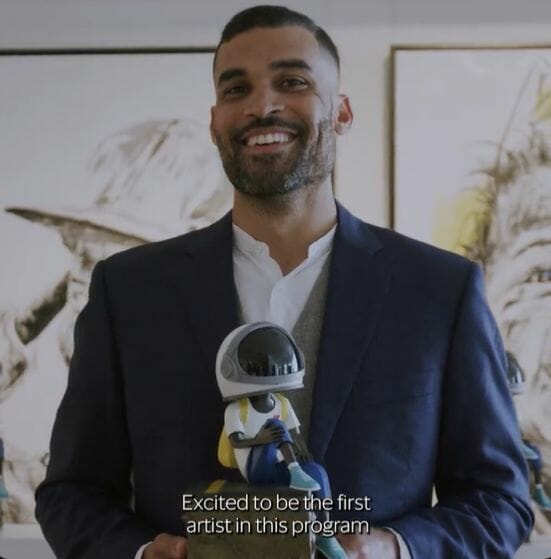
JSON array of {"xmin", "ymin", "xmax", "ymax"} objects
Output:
[{"xmin": 244, "ymin": 86, "xmax": 283, "ymax": 118}]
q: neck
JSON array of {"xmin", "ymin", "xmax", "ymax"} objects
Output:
[
  {"xmin": 250, "ymin": 393, "xmax": 275, "ymax": 413},
  {"xmin": 232, "ymin": 178, "xmax": 336, "ymax": 275}
]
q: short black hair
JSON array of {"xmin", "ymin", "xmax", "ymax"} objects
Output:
[{"xmin": 214, "ymin": 5, "xmax": 340, "ymax": 73}]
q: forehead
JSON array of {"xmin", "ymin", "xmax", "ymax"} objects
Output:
[{"xmin": 214, "ymin": 25, "xmax": 335, "ymax": 81}]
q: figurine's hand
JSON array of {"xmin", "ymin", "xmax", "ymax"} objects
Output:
[
  {"xmin": 337, "ymin": 528, "xmax": 399, "ymax": 559},
  {"xmin": 143, "ymin": 533, "xmax": 188, "ymax": 559},
  {"xmin": 254, "ymin": 423, "xmax": 285, "ymax": 445}
]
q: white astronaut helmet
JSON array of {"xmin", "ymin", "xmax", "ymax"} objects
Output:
[{"xmin": 216, "ymin": 322, "xmax": 305, "ymax": 401}]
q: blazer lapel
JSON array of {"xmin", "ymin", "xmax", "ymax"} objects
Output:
[
  {"xmin": 168, "ymin": 205, "xmax": 391, "ymax": 462},
  {"xmin": 174, "ymin": 212, "xmax": 240, "ymax": 377},
  {"xmin": 309, "ymin": 204, "xmax": 392, "ymax": 460}
]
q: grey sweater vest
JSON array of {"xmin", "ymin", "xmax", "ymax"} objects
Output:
[{"xmin": 237, "ymin": 258, "xmax": 330, "ymax": 442}]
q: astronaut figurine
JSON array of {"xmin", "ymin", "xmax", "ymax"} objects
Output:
[
  {"xmin": 506, "ymin": 352, "xmax": 551, "ymax": 511},
  {"xmin": 216, "ymin": 322, "xmax": 347, "ymax": 559}
]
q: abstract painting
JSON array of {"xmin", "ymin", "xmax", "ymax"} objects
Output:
[
  {"xmin": 0, "ymin": 48, "xmax": 232, "ymax": 526},
  {"xmin": 392, "ymin": 45, "xmax": 551, "ymax": 534}
]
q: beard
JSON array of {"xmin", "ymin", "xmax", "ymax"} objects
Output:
[{"xmin": 214, "ymin": 116, "xmax": 335, "ymax": 198}]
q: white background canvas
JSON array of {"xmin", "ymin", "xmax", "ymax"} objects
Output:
[
  {"xmin": 393, "ymin": 47, "xmax": 551, "ymax": 537},
  {"xmin": 394, "ymin": 48, "xmax": 551, "ymax": 241},
  {"xmin": 0, "ymin": 51, "xmax": 231, "ymax": 526}
]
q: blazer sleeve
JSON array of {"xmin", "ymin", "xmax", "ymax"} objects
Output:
[
  {"xmin": 386, "ymin": 263, "xmax": 534, "ymax": 558},
  {"xmin": 35, "ymin": 261, "xmax": 157, "ymax": 559}
]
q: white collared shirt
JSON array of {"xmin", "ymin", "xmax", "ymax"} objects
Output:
[{"xmin": 232, "ymin": 223, "xmax": 335, "ymax": 329}]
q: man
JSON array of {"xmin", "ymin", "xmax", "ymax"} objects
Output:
[{"xmin": 35, "ymin": 6, "xmax": 533, "ymax": 559}]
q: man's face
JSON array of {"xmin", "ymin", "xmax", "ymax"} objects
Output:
[{"xmin": 210, "ymin": 26, "xmax": 349, "ymax": 198}]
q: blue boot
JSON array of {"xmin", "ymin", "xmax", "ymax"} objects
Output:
[
  {"xmin": 288, "ymin": 463, "xmax": 320, "ymax": 491},
  {"xmin": 316, "ymin": 535, "xmax": 347, "ymax": 559}
]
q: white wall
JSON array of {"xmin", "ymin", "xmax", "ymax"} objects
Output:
[
  {"xmin": 334, "ymin": 20, "xmax": 551, "ymax": 225},
  {"xmin": 2, "ymin": 0, "xmax": 551, "ymax": 228}
]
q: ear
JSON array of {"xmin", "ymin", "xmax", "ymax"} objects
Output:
[
  {"xmin": 334, "ymin": 94, "xmax": 353, "ymax": 135},
  {"xmin": 209, "ymin": 106, "xmax": 217, "ymax": 145}
]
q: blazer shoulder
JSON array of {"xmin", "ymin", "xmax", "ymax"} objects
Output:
[
  {"xmin": 101, "ymin": 214, "xmax": 231, "ymax": 277},
  {"xmin": 367, "ymin": 222, "xmax": 475, "ymax": 274},
  {"xmin": 359, "ymin": 222, "xmax": 479, "ymax": 301},
  {"xmin": 337, "ymin": 203, "xmax": 473, "ymax": 278}
]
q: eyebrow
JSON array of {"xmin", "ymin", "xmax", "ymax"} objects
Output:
[
  {"xmin": 217, "ymin": 58, "xmax": 312, "ymax": 87},
  {"xmin": 269, "ymin": 58, "xmax": 312, "ymax": 72},
  {"xmin": 217, "ymin": 68, "xmax": 246, "ymax": 86}
]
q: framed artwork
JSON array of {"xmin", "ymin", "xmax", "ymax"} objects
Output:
[
  {"xmin": 391, "ymin": 45, "xmax": 551, "ymax": 531},
  {"xmin": 0, "ymin": 48, "xmax": 233, "ymax": 528}
]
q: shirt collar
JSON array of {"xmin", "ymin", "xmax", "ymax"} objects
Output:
[
  {"xmin": 232, "ymin": 224, "xmax": 269, "ymax": 258},
  {"xmin": 232, "ymin": 222, "xmax": 336, "ymax": 261}
]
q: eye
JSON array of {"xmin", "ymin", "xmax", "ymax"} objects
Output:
[
  {"xmin": 280, "ymin": 77, "xmax": 308, "ymax": 89},
  {"xmin": 223, "ymin": 84, "xmax": 248, "ymax": 97}
]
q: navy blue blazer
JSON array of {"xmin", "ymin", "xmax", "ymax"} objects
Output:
[{"xmin": 36, "ymin": 204, "xmax": 533, "ymax": 558}]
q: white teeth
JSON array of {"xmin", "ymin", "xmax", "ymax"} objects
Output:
[{"xmin": 246, "ymin": 133, "xmax": 291, "ymax": 146}]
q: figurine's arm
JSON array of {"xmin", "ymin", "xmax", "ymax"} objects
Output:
[{"xmin": 228, "ymin": 423, "xmax": 285, "ymax": 449}]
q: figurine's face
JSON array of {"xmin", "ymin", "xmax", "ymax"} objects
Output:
[
  {"xmin": 484, "ymin": 166, "xmax": 551, "ymax": 487},
  {"xmin": 210, "ymin": 25, "xmax": 351, "ymax": 197}
]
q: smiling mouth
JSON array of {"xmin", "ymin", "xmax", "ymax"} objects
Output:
[
  {"xmin": 238, "ymin": 127, "xmax": 299, "ymax": 151},
  {"xmin": 244, "ymin": 132, "xmax": 294, "ymax": 147}
]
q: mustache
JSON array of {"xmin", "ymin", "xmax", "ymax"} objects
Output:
[{"xmin": 233, "ymin": 116, "xmax": 304, "ymax": 141}]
